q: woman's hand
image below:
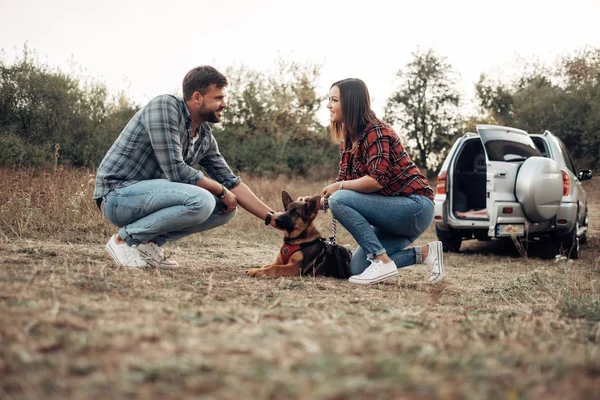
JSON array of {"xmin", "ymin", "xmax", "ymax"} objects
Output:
[{"xmin": 322, "ymin": 182, "xmax": 343, "ymax": 199}]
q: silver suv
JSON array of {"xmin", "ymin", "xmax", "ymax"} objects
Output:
[{"xmin": 433, "ymin": 125, "xmax": 592, "ymax": 258}]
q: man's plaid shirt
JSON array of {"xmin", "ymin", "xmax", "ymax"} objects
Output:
[
  {"xmin": 336, "ymin": 119, "xmax": 433, "ymax": 201},
  {"xmin": 93, "ymin": 95, "xmax": 240, "ymax": 200}
]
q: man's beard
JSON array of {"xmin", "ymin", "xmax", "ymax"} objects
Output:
[
  {"xmin": 199, "ymin": 109, "xmax": 222, "ymax": 123},
  {"xmin": 198, "ymin": 100, "xmax": 223, "ymax": 123}
]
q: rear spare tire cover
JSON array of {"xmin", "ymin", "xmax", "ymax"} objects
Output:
[{"xmin": 515, "ymin": 156, "xmax": 563, "ymax": 222}]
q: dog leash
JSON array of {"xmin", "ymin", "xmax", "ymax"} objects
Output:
[
  {"xmin": 322, "ymin": 197, "xmax": 337, "ymax": 245},
  {"xmin": 322, "ymin": 196, "xmax": 352, "ymax": 279}
]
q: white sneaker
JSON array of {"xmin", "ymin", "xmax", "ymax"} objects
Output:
[
  {"xmin": 137, "ymin": 242, "xmax": 179, "ymax": 268},
  {"xmin": 424, "ymin": 241, "xmax": 445, "ymax": 284},
  {"xmin": 348, "ymin": 259, "xmax": 399, "ymax": 285},
  {"xmin": 105, "ymin": 234, "xmax": 147, "ymax": 268}
]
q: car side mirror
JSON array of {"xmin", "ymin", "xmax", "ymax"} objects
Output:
[{"xmin": 578, "ymin": 169, "xmax": 592, "ymax": 181}]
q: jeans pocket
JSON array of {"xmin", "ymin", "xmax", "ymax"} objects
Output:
[
  {"xmin": 412, "ymin": 195, "xmax": 434, "ymax": 235},
  {"xmin": 102, "ymin": 196, "xmax": 120, "ymax": 227},
  {"xmin": 104, "ymin": 191, "xmax": 128, "ymax": 228}
]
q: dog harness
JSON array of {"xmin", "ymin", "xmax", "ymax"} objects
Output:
[
  {"xmin": 280, "ymin": 243, "xmax": 302, "ymax": 265},
  {"xmin": 280, "ymin": 238, "xmax": 323, "ymax": 265}
]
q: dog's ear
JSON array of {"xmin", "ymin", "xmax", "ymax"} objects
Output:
[
  {"xmin": 306, "ymin": 195, "xmax": 321, "ymax": 216},
  {"xmin": 281, "ymin": 191, "xmax": 293, "ymax": 209}
]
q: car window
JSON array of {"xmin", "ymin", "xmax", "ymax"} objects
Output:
[
  {"xmin": 531, "ymin": 137, "xmax": 550, "ymax": 158},
  {"xmin": 556, "ymin": 138, "xmax": 577, "ymax": 174},
  {"xmin": 484, "ymin": 140, "xmax": 541, "ymax": 162}
]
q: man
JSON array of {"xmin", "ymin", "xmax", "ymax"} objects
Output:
[{"xmin": 93, "ymin": 65, "xmax": 279, "ymax": 268}]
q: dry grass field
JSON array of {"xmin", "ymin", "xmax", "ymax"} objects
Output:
[{"xmin": 1, "ymin": 168, "xmax": 599, "ymax": 400}]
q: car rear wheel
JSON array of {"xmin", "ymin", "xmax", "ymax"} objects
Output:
[
  {"xmin": 436, "ymin": 226, "xmax": 462, "ymax": 252},
  {"xmin": 580, "ymin": 209, "xmax": 588, "ymax": 245},
  {"xmin": 556, "ymin": 221, "xmax": 580, "ymax": 260}
]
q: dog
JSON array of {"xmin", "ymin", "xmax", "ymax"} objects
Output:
[{"xmin": 246, "ymin": 191, "xmax": 351, "ymax": 278}]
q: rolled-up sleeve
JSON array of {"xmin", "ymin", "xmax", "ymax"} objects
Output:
[
  {"xmin": 141, "ymin": 96, "xmax": 202, "ymax": 185},
  {"xmin": 199, "ymin": 135, "xmax": 241, "ymax": 189}
]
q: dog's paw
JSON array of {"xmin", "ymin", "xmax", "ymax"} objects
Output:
[{"xmin": 246, "ymin": 268, "xmax": 266, "ymax": 277}]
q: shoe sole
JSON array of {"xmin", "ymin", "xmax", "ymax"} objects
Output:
[
  {"xmin": 137, "ymin": 249, "xmax": 179, "ymax": 268},
  {"xmin": 145, "ymin": 259, "xmax": 179, "ymax": 268},
  {"xmin": 348, "ymin": 270, "xmax": 399, "ymax": 285},
  {"xmin": 428, "ymin": 241, "xmax": 445, "ymax": 284}
]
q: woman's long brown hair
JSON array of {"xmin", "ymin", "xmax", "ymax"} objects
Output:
[{"xmin": 329, "ymin": 78, "xmax": 377, "ymax": 145}]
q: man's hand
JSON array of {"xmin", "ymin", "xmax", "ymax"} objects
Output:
[
  {"xmin": 269, "ymin": 211, "xmax": 284, "ymax": 230},
  {"xmin": 221, "ymin": 189, "xmax": 238, "ymax": 212}
]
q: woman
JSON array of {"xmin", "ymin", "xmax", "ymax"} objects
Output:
[{"xmin": 316, "ymin": 78, "xmax": 444, "ymax": 285}]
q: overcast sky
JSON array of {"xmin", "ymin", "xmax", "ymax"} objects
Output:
[{"xmin": 1, "ymin": 0, "xmax": 599, "ymax": 122}]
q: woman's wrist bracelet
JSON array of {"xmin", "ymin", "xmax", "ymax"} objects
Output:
[
  {"xmin": 264, "ymin": 210, "xmax": 275, "ymax": 225},
  {"xmin": 339, "ymin": 181, "xmax": 343, "ymax": 190},
  {"xmin": 216, "ymin": 185, "xmax": 227, "ymax": 199}
]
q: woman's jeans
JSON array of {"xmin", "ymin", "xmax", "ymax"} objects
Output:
[
  {"xmin": 100, "ymin": 179, "xmax": 236, "ymax": 247},
  {"xmin": 327, "ymin": 191, "xmax": 434, "ymax": 275}
]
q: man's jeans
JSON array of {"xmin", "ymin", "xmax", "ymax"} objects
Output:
[
  {"xmin": 101, "ymin": 179, "xmax": 236, "ymax": 247},
  {"xmin": 327, "ymin": 191, "xmax": 434, "ymax": 275}
]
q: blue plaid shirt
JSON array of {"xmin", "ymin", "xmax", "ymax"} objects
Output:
[{"xmin": 93, "ymin": 94, "xmax": 241, "ymax": 199}]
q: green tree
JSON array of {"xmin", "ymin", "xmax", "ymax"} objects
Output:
[
  {"xmin": 475, "ymin": 47, "xmax": 600, "ymax": 168},
  {"xmin": 475, "ymin": 74, "xmax": 515, "ymax": 125},
  {"xmin": 0, "ymin": 45, "xmax": 138, "ymax": 167},
  {"xmin": 384, "ymin": 49, "xmax": 462, "ymax": 172},
  {"xmin": 214, "ymin": 59, "xmax": 337, "ymax": 178},
  {"xmin": 557, "ymin": 48, "xmax": 600, "ymax": 167}
]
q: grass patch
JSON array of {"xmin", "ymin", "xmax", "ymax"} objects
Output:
[
  {"xmin": 1, "ymin": 169, "xmax": 599, "ymax": 399},
  {"xmin": 560, "ymin": 296, "xmax": 600, "ymax": 322}
]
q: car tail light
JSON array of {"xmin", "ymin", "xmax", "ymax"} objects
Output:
[
  {"xmin": 436, "ymin": 170, "xmax": 447, "ymax": 195},
  {"xmin": 557, "ymin": 219, "xmax": 567, "ymax": 225},
  {"xmin": 562, "ymin": 170, "xmax": 570, "ymax": 196},
  {"xmin": 502, "ymin": 207, "xmax": 513, "ymax": 214}
]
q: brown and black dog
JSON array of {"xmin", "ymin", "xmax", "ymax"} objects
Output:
[{"xmin": 246, "ymin": 191, "xmax": 351, "ymax": 278}]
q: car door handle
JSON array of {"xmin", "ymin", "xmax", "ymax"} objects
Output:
[{"xmin": 495, "ymin": 171, "xmax": 507, "ymax": 178}]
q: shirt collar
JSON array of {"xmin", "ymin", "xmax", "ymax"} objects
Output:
[{"xmin": 182, "ymin": 98, "xmax": 192, "ymax": 123}]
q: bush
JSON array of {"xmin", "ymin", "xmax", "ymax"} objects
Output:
[
  {"xmin": 217, "ymin": 131, "xmax": 338, "ymax": 179},
  {"xmin": 0, "ymin": 132, "xmax": 26, "ymax": 166},
  {"xmin": 0, "ymin": 46, "xmax": 138, "ymax": 168}
]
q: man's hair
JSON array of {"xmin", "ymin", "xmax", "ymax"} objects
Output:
[
  {"xmin": 330, "ymin": 78, "xmax": 377, "ymax": 144},
  {"xmin": 182, "ymin": 66, "xmax": 228, "ymax": 100}
]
